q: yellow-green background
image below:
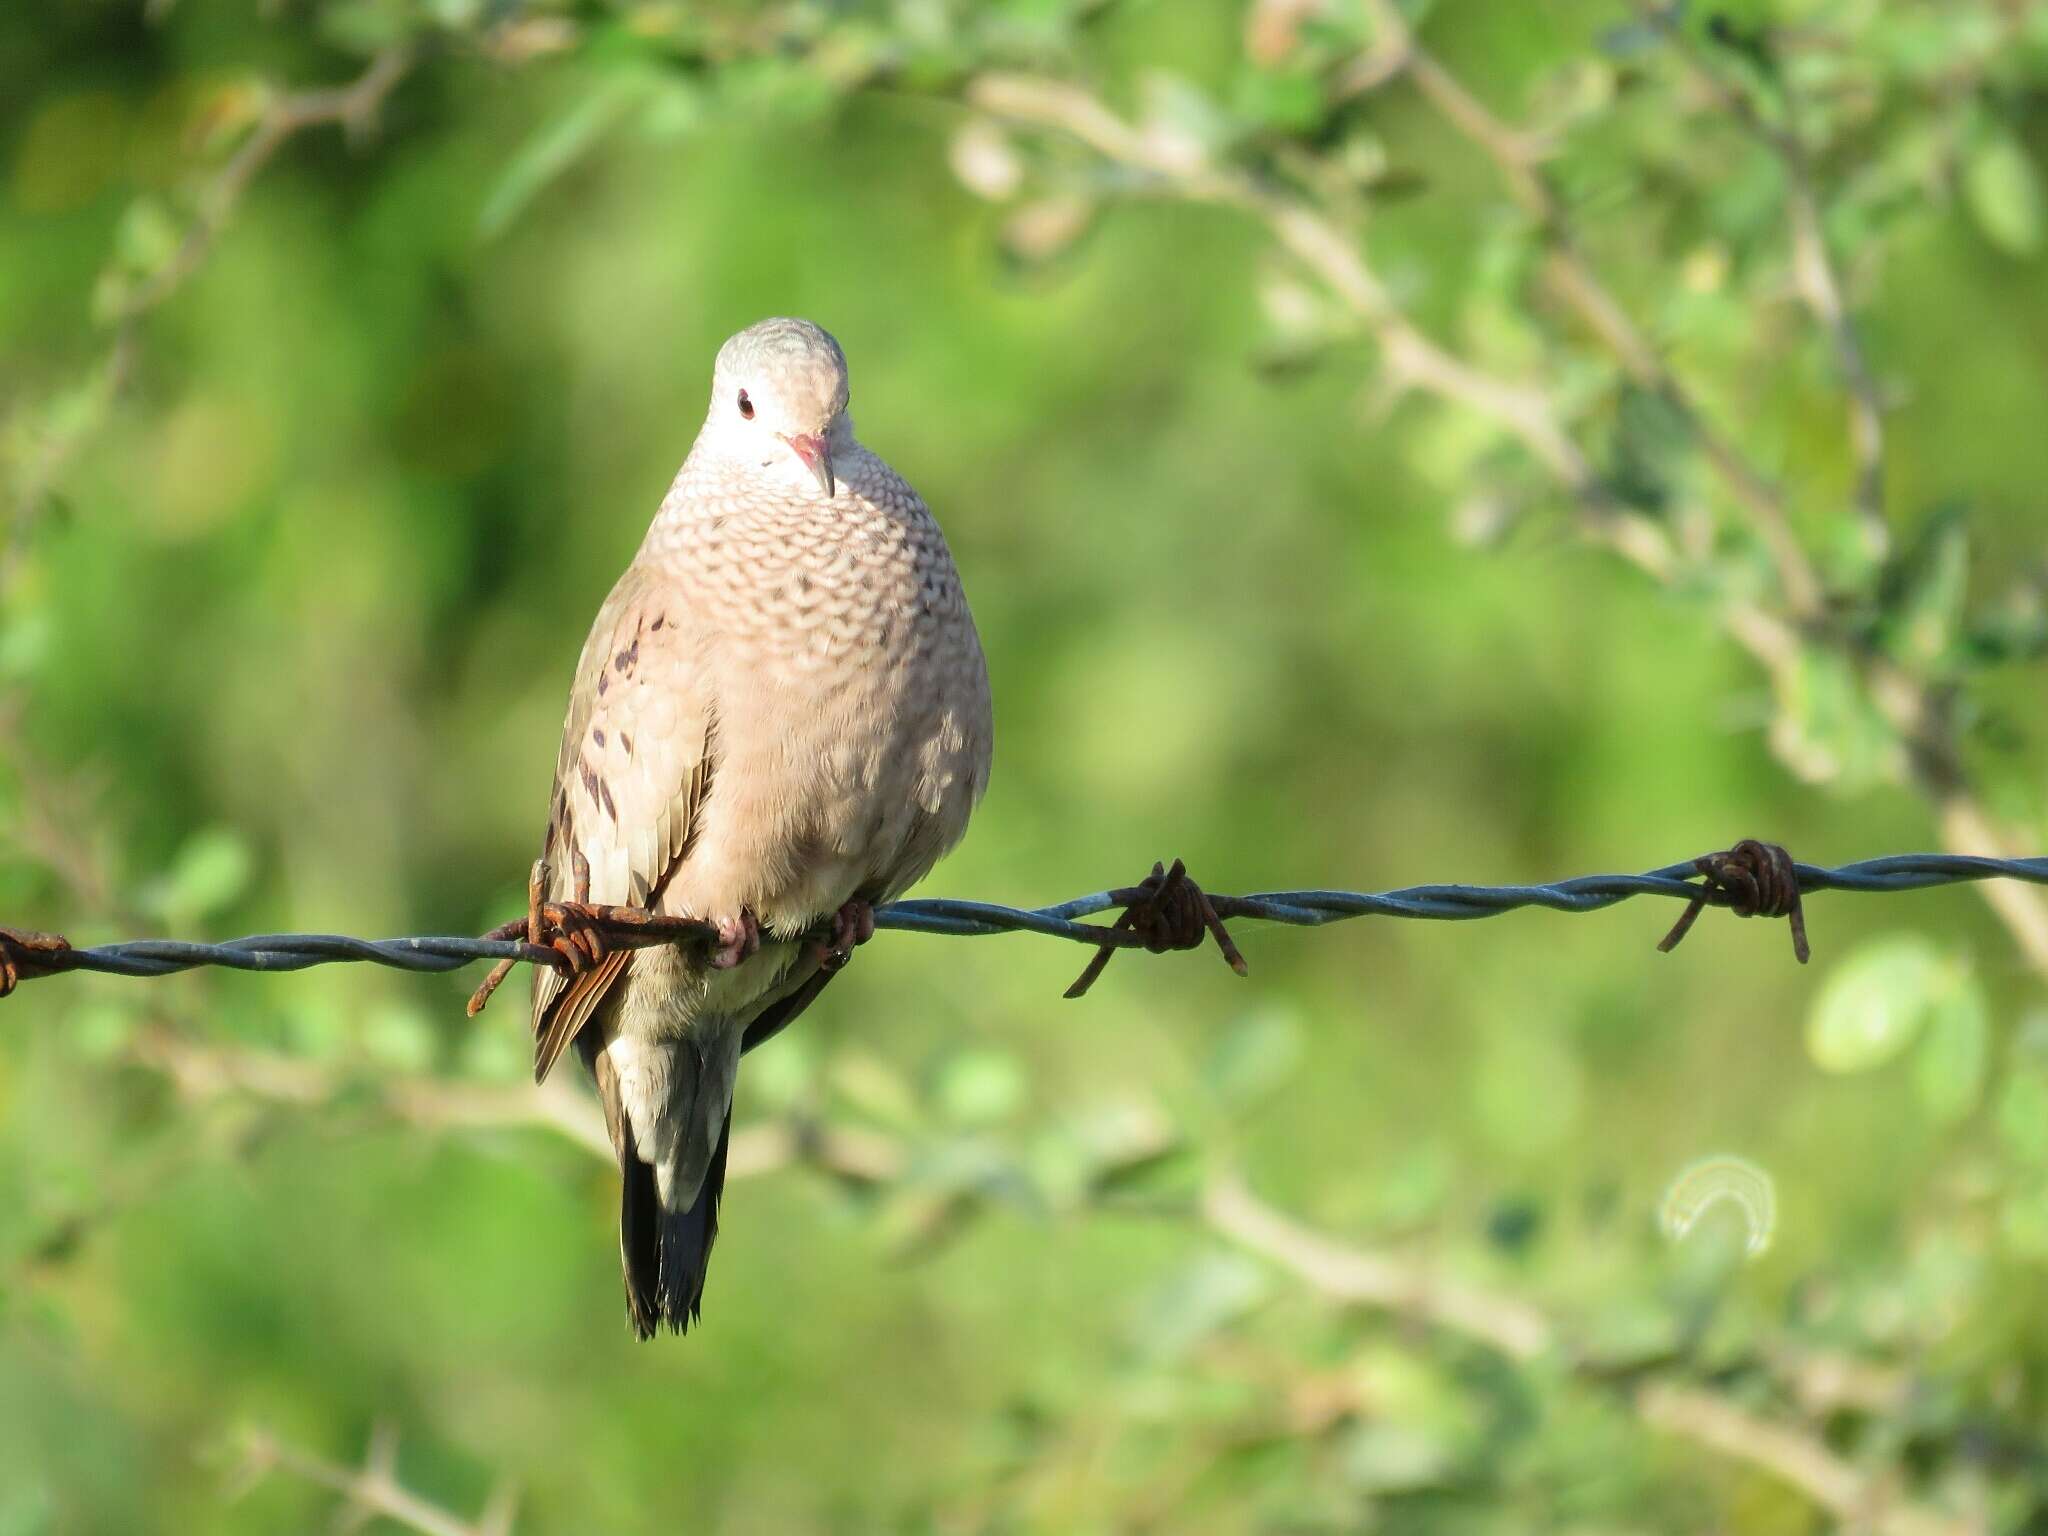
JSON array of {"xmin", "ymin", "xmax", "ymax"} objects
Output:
[{"xmin": 4, "ymin": 1, "xmax": 2047, "ymax": 1530}]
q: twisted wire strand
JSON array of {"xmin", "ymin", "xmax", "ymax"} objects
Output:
[{"xmin": 6, "ymin": 851, "xmax": 2046, "ymax": 989}]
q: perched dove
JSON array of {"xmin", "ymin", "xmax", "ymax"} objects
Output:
[{"xmin": 527, "ymin": 318, "xmax": 992, "ymax": 1338}]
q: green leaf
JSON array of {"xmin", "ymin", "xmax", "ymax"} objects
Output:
[
  {"xmin": 360, "ymin": 1003, "xmax": 436, "ymax": 1074},
  {"xmin": 1607, "ymin": 382, "xmax": 1692, "ymax": 514},
  {"xmin": 1339, "ymin": 1421, "xmax": 1455, "ymax": 1493},
  {"xmin": 1996, "ymin": 1064, "xmax": 2048, "ymax": 1165},
  {"xmin": 743, "ymin": 1031, "xmax": 815, "ymax": 1112},
  {"xmin": 829, "ymin": 1051, "xmax": 922, "ymax": 1131},
  {"xmin": 316, "ymin": 0, "xmax": 420, "ymax": 55},
  {"xmin": 1913, "ymin": 968, "xmax": 1990, "ymax": 1124},
  {"xmin": 1881, "ymin": 507, "xmax": 1970, "ymax": 670},
  {"xmin": 65, "ymin": 1000, "xmax": 136, "ymax": 1063},
  {"xmin": 1806, "ymin": 934, "xmax": 1953, "ymax": 1073},
  {"xmin": 1127, "ymin": 1250, "xmax": 1267, "ymax": 1360},
  {"xmin": 0, "ymin": 1480, "xmax": 56, "ymax": 1536},
  {"xmin": 1769, "ymin": 649, "xmax": 1901, "ymax": 791},
  {"xmin": 113, "ymin": 197, "xmax": 181, "ymax": 280},
  {"xmin": 1137, "ymin": 72, "xmax": 1234, "ymax": 171},
  {"xmin": 637, "ymin": 78, "xmax": 707, "ymax": 142},
  {"xmin": 1472, "ymin": 1027, "xmax": 1583, "ymax": 1152},
  {"xmin": 1231, "ymin": 67, "xmax": 1325, "ymax": 134},
  {"xmin": 2000, "ymin": 1183, "xmax": 2048, "ymax": 1261},
  {"xmin": 147, "ymin": 827, "xmax": 254, "ymax": 923},
  {"xmin": 932, "ymin": 1046, "xmax": 1026, "ymax": 1126},
  {"xmin": 1202, "ymin": 1005, "xmax": 1303, "ymax": 1108},
  {"xmin": 1965, "ymin": 132, "xmax": 2043, "ymax": 257},
  {"xmin": 479, "ymin": 74, "xmax": 649, "ymax": 240}
]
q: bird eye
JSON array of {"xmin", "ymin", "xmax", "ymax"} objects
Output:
[{"xmin": 737, "ymin": 390, "xmax": 754, "ymax": 420}]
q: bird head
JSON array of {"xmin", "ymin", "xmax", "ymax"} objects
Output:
[{"xmin": 703, "ymin": 317, "xmax": 852, "ymax": 498}]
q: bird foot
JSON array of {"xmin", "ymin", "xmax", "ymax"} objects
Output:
[
  {"xmin": 710, "ymin": 909, "xmax": 761, "ymax": 970},
  {"xmin": 532, "ymin": 851, "xmax": 613, "ymax": 975},
  {"xmin": 470, "ymin": 854, "xmax": 621, "ymax": 1016},
  {"xmin": 809, "ymin": 898, "xmax": 875, "ymax": 974},
  {"xmin": 541, "ymin": 899, "xmax": 612, "ymax": 974}
]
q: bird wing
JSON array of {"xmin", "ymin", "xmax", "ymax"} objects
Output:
[{"xmin": 530, "ymin": 564, "xmax": 715, "ymax": 1085}]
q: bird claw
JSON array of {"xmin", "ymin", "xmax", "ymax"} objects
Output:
[
  {"xmin": 469, "ymin": 855, "xmax": 756, "ymax": 1014},
  {"xmin": 470, "ymin": 855, "xmax": 623, "ymax": 1016},
  {"xmin": 710, "ymin": 909, "xmax": 761, "ymax": 970},
  {"xmin": 809, "ymin": 899, "xmax": 875, "ymax": 974},
  {"xmin": 542, "ymin": 900, "xmax": 610, "ymax": 974}
]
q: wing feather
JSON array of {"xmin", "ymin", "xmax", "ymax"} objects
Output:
[{"xmin": 530, "ymin": 567, "xmax": 713, "ymax": 1084}]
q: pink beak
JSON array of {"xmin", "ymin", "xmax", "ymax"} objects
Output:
[{"xmin": 781, "ymin": 433, "xmax": 835, "ymax": 497}]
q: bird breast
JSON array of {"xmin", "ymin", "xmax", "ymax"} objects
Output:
[{"xmin": 654, "ymin": 447, "xmax": 992, "ymax": 929}]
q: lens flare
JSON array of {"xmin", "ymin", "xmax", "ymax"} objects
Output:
[{"xmin": 1660, "ymin": 1154, "xmax": 1776, "ymax": 1257}]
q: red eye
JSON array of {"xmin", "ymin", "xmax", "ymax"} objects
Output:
[{"xmin": 737, "ymin": 391, "xmax": 754, "ymax": 420}]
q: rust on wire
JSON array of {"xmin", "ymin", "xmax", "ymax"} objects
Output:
[
  {"xmin": 1064, "ymin": 859, "xmax": 1249, "ymax": 999},
  {"xmin": 0, "ymin": 926, "xmax": 72, "ymax": 997},
  {"xmin": 1657, "ymin": 838, "xmax": 1810, "ymax": 964}
]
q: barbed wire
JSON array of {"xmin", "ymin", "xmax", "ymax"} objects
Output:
[{"xmin": 4, "ymin": 843, "xmax": 2045, "ymax": 1002}]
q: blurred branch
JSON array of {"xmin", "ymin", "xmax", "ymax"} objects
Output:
[
  {"xmin": 971, "ymin": 42, "xmax": 2048, "ymax": 991},
  {"xmin": 1637, "ymin": 1384, "xmax": 1973, "ymax": 1536},
  {"xmin": 100, "ymin": 1026, "xmax": 1973, "ymax": 1534},
  {"xmin": 122, "ymin": 1016, "xmax": 904, "ymax": 1186},
  {"xmin": 0, "ymin": 697, "xmax": 128, "ymax": 922},
  {"xmin": 229, "ymin": 1422, "xmax": 516, "ymax": 1536},
  {"xmin": 4, "ymin": 46, "xmax": 411, "ymax": 590},
  {"xmin": 112, "ymin": 47, "xmax": 413, "ymax": 329},
  {"xmin": 1648, "ymin": 14, "xmax": 1889, "ymax": 555},
  {"xmin": 1203, "ymin": 1172, "xmax": 1551, "ymax": 1359},
  {"xmin": 966, "ymin": 72, "xmax": 1675, "ymax": 581},
  {"xmin": 1366, "ymin": 11, "xmax": 2048, "ymax": 975},
  {"xmin": 1206, "ymin": 1174, "xmax": 1981, "ymax": 1536},
  {"xmin": 1359, "ymin": 0, "xmax": 1822, "ymax": 616}
]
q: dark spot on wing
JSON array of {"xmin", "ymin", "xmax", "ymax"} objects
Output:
[
  {"xmin": 551, "ymin": 785, "xmax": 576, "ymax": 870},
  {"xmin": 593, "ymin": 728, "xmax": 606, "ymax": 748},
  {"xmin": 650, "ymin": 616, "xmax": 664, "ymax": 631},
  {"xmin": 579, "ymin": 755, "xmax": 602, "ymax": 803},
  {"xmin": 615, "ymin": 640, "xmax": 639, "ymax": 673},
  {"xmin": 620, "ymin": 732, "xmax": 633, "ymax": 756},
  {"xmin": 600, "ymin": 778, "xmax": 618, "ymax": 822},
  {"xmin": 598, "ymin": 670, "xmax": 609, "ymax": 697}
]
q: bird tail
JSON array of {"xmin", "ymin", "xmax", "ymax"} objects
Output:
[
  {"xmin": 586, "ymin": 1029, "xmax": 738, "ymax": 1339},
  {"xmin": 619, "ymin": 1104, "xmax": 732, "ymax": 1338}
]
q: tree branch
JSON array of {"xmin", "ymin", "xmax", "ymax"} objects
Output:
[
  {"xmin": 1637, "ymin": 1384, "xmax": 1975, "ymax": 1536},
  {"xmin": 1206, "ymin": 1174, "xmax": 1980, "ymax": 1536},
  {"xmin": 4, "ymin": 47, "xmax": 412, "ymax": 589},
  {"xmin": 1648, "ymin": 14, "xmax": 1889, "ymax": 557},
  {"xmin": 229, "ymin": 1423, "xmax": 516, "ymax": 1536},
  {"xmin": 970, "ymin": 44, "xmax": 2048, "ymax": 992},
  {"xmin": 1360, "ymin": 0, "xmax": 1822, "ymax": 617},
  {"xmin": 966, "ymin": 72, "xmax": 1675, "ymax": 581},
  {"xmin": 126, "ymin": 1017, "xmax": 905, "ymax": 1185}
]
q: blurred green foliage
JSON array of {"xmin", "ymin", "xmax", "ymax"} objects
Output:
[{"xmin": 4, "ymin": 0, "xmax": 2048, "ymax": 1530}]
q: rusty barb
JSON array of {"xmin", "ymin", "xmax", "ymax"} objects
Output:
[
  {"xmin": 0, "ymin": 927, "xmax": 71, "ymax": 998},
  {"xmin": 1657, "ymin": 839, "xmax": 1810, "ymax": 964},
  {"xmin": 1065, "ymin": 859, "xmax": 1250, "ymax": 998},
  {"xmin": 4, "ymin": 841, "xmax": 2047, "ymax": 1003}
]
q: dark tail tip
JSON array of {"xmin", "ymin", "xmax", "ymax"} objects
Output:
[{"xmin": 619, "ymin": 1111, "xmax": 733, "ymax": 1340}]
